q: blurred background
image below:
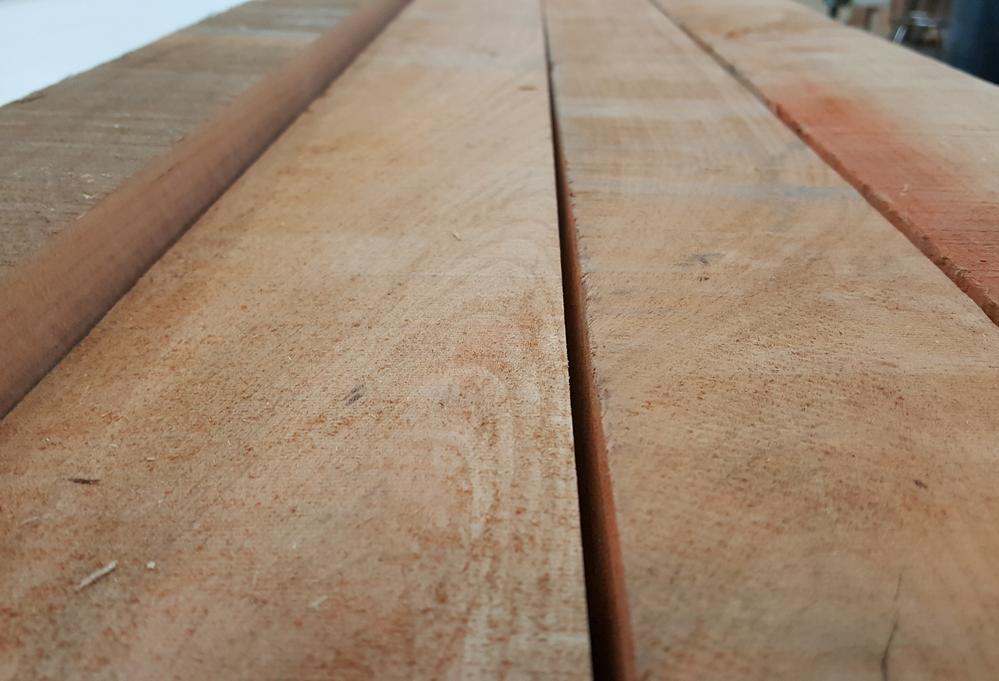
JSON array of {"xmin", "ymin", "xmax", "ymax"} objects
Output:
[
  {"xmin": 0, "ymin": 0, "xmax": 996, "ymax": 108},
  {"xmin": 799, "ymin": 0, "xmax": 999, "ymax": 83}
]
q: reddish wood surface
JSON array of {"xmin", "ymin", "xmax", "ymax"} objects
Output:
[
  {"xmin": 547, "ymin": 0, "xmax": 999, "ymax": 678},
  {"xmin": 655, "ymin": 0, "xmax": 999, "ymax": 324},
  {"xmin": 0, "ymin": 0, "xmax": 408, "ymax": 418},
  {"xmin": 0, "ymin": 0, "xmax": 589, "ymax": 677}
]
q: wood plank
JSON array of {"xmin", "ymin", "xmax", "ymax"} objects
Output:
[
  {"xmin": 0, "ymin": 0, "xmax": 408, "ymax": 418},
  {"xmin": 0, "ymin": 0, "xmax": 589, "ymax": 677},
  {"xmin": 546, "ymin": 0, "xmax": 999, "ymax": 678},
  {"xmin": 653, "ymin": 0, "xmax": 999, "ymax": 324}
]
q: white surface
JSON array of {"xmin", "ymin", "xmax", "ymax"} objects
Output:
[{"xmin": 0, "ymin": 0, "xmax": 245, "ymax": 106}]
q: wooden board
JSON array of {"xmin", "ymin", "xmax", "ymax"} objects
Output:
[
  {"xmin": 0, "ymin": 0, "xmax": 409, "ymax": 418},
  {"xmin": 653, "ymin": 0, "xmax": 999, "ymax": 324},
  {"xmin": 546, "ymin": 0, "xmax": 999, "ymax": 678},
  {"xmin": 0, "ymin": 0, "xmax": 589, "ymax": 677}
]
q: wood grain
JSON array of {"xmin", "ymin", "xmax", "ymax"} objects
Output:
[
  {"xmin": 653, "ymin": 0, "xmax": 999, "ymax": 324},
  {"xmin": 0, "ymin": 0, "xmax": 589, "ymax": 677},
  {"xmin": 0, "ymin": 0, "xmax": 409, "ymax": 418},
  {"xmin": 547, "ymin": 0, "xmax": 999, "ymax": 678}
]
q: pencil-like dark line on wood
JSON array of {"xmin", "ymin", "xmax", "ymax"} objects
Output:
[{"xmin": 541, "ymin": 3, "xmax": 637, "ymax": 679}]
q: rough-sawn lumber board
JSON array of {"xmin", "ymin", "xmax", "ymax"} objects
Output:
[
  {"xmin": 547, "ymin": 0, "xmax": 999, "ymax": 678},
  {"xmin": 655, "ymin": 0, "xmax": 999, "ymax": 324},
  {"xmin": 0, "ymin": 0, "xmax": 589, "ymax": 677},
  {"xmin": 0, "ymin": 0, "xmax": 408, "ymax": 418}
]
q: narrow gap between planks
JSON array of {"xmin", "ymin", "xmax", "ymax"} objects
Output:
[{"xmin": 540, "ymin": 2, "xmax": 638, "ymax": 679}]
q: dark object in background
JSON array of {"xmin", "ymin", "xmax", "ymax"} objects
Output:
[
  {"xmin": 947, "ymin": 0, "xmax": 999, "ymax": 83},
  {"xmin": 825, "ymin": 0, "xmax": 850, "ymax": 16}
]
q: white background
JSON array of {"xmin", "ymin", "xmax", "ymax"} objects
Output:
[{"xmin": 0, "ymin": 0, "xmax": 244, "ymax": 106}]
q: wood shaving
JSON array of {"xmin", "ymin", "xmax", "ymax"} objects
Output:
[{"xmin": 75, "ymin": 561, "xmax": 118, "ymax": 592}]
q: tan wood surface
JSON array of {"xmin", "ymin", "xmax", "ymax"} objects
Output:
[
  {"xmin": 547, "ymin": 0, "xmax": 999, "ymax": 678},
  {"xmin": 655, "ymin": 0, "xmax": 999, "ymax": 324},
  {"xmin": 0, "ymin": 0, "xmax": 408, "ymax": 418},
  {"xmin": 0, "ymin": 0, "xmax": 590, "ymax": 677}
]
